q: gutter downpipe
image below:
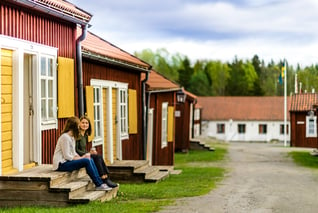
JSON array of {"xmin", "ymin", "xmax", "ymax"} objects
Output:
[
  {"xmin": 76, "ymin": 24, "xmax": 88, "ymax": 117},
  {"xmin": 142, "ymin": 67, "xmax": 151, "ymax": 160}
]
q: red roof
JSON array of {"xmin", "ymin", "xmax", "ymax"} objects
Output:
[
  {"xmin": 290, "ymin": 93, "xmax": 318, "ymax": 112},
  {"xmin": 80, "ymin": 29, "xmax": 151, "ymax": 70},
  {"xmin": 197, "ymin": 96, "xmax": 291, "ymax": 121},
  {"xmin": 28, "ymin": 0, "xmax": 91, "ymax": 23},
  {"xmin": 145, "ymin": 70, "xmax": 180, "ymax": 91},
  {"xmin": 184, "ymin": 89, "xmax": 197, "ymax": 102}
]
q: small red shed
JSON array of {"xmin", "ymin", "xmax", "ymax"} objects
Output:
[{"xmin": 290, "ymin": 93, "xmax": 318, "ymax": 148}]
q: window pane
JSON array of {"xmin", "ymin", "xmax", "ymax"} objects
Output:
[
  {"xmin": 48, "ymin": 58, "xmax": 53, "ymax": 76},
  {"xmin": 238, "ymin": 124, "xmax": 245, "ymax": 133},
  {"xmin": 48, "ymin": 99, "xmax": 53, "ymax": 118},
  {"xmin": 96, "ymin": 106, "xmax": 100, "ymax": 119},
  {"xmin": 95, "ymin": 88, "xmax": 100, "ymax": 103},
  {"xmin": 41, "ymin": 100, "xmax": 46, "ymax": 119},
  {"xmin": 48, "ymin": 80, "xmax": 53, "ymax": 98},
  {"xmin": 41, "ymin": 80, "xmax": 46, "ymax": 98},
  {"xmin": 217, "ymin": 124, "xmax": 225, "ymax": 133},
  {"xmin": 41, "ymin": 57, "xmax": 46, "ymax": 76}
]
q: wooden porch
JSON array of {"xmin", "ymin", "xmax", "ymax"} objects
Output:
[
  {"xmin": 0, "ymin": 160, "xmax": 180, "ymax": 207},
  {"xmin": 0, "ymin": 165, "xmax": 118, "ymax": 207}
]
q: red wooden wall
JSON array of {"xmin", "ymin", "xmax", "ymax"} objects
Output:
[
  {"xmin": 82, "ymin": 58, "xmax": 144, "ymax": 160},
  {"xmin": 1, "ymin": 2, "xmax": 77, "ymax": 164},
  {"xmin": 175, "ymin": 99, "xmax": 192, "ymax": 152},
  {"xmin": 149, "ymin": 92, "xmax": 175, "ymax": 165},
  {"xmin": 290, "ymin": 112, "xmax": 318, "ymax": 148}
]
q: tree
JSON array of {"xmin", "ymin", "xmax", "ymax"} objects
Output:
[
  {"xmin": 204, "ymin": 60, "xmax": 230, "ymax": 96},
  {"xmin": 178, "ymin": 57, "xmax": 194, "ymax": 90},
  {"xmin": 134, "ymin": 48, "xmax": 182, "ymax": 81},
  {"xmin": 251, "ymin": 55, "xmax": 264, "ymax": 96},
  {"xmin": 226, "ymin": 58, "xmax": 258, "ymax": 96},
  {"xmin": 188, "ymin": 71, "xmax": 211, "ymax": 96}
]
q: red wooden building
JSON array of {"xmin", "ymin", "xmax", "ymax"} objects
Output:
[
  {"xmin": 0, "ymin": 0, "xmax": 91, "ymax": 174},
  {"xmin": 290, "ymin": 93, "xmax": 318, "ymax": 148},
  {"xmin": 79, "ymin": 30, "xmax": 152, "ymax": 164},
  {"xmin": 144, "ymin": 70, "xmax": 180, "ymax": 165}
]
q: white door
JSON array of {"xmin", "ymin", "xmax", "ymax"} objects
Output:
[{"xmin": 23, "ymin": 54, "xmax": 35, "ymax": 165}]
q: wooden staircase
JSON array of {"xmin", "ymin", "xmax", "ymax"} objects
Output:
[
  {"xmin": 190, "ymin": 138, "xmax": 215, "ymax": 152},
  {"xmin": 0, "ymin": 165, "xmax": 118, "ymax": 207},
  {"xmin": 107, "ymin": 160, "xmax": 170, "ymax": 183}
]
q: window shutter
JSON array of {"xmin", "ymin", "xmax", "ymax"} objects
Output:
[
  {"xmin": 57, "ymin": 57, "xmax": 74, "ymax": 118},
  {"xmin": 168, "ymin": 106, "xmax": 174, "ymax": 142},
  {"xmin": 85, "ymin": 86, "xmax": 95, "ymax": 142},
  {"xmin": 128, "ymin": 89, "xmax": 137, "ymax": 134}
]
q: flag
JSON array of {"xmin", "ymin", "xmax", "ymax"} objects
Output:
[
  {"xmin": 278, "ymin": 63, "xmax": 286, "ymax": 85},
  {"xmin": 278, "ymin": 73, "xmax": 283, "ymax": 85},
  {"xmin": 281, "ymin": 65, "xmax": 285, "ymax": 78}
]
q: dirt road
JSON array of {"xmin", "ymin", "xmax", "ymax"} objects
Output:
[{"xmin": 158, "ymin": 142, "xmax": 318, "ymax": 213}]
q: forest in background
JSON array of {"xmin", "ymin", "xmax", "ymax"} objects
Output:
[{"xmin": 135, "ymin": 48, "xmax": 318, "ymax": 96}]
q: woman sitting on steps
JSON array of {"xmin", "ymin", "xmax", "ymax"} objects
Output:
[
  {"xmin": 52, "ymin": 116, "xmax": 112, "ymax": 191},
  {"xmin": 76, "ymin": 115, "xmax": 118, "ymax": 188}
]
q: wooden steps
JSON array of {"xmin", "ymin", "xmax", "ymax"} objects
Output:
[
  {"xmin": 108, "ymin": 160, "xmax": 171, "ymax": 183},
  {"xmin": 190, "ymin": 139, "xmax": 215, "ymax": 152},
  {"xmin": 0, "ymin": 160, "xmax": 179, "ymax": 207},
  {"xmin": 0, "ymin": 165, "xmax": 119, "ymax": 207}
]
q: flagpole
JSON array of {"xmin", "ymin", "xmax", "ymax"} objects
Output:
[{"xmin": 284, "ymin": 59, "xmax": 287, "ymax": 147}]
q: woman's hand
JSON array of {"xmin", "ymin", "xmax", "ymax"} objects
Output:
[
  {"xmin": 83, "ymin": 153, "xmax": 91, "ymax": 159},
  {"xmin": 90, "ymin": 147, "xmax": 97, "ymax": 155}
]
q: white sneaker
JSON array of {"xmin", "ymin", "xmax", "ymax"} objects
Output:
[{"xmin": 96, "ymin": 183, "xmax": 112, "ymax": 191}]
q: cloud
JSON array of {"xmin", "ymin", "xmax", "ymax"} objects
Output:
[{"xmin": 70, "ymin": 0, "xmax": 318, "ymax": 67}]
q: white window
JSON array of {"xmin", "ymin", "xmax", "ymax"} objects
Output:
[
  {"xmin": 306, "ymin": 116, "xmax": 317, "ymax": 137},
  {"xmin": 41, "ymin": 55, "xmax": 57, "ymax": 129},
  {"xmin": 119, "ymin": 89, "xmax": 128, "ymax": 139},
  {"xmin": 217, "ymin": 123, "xmax": 225, "ymax": 133},
  {"xmin": 238, "ymin": 124, "xmax": 246, "ymax": 134},
  {"xmin": 93, "ymin": 86, "xmax": 102, "ymax": 144},
  {"xmin": 259, "ymin": 124, "xmax": 267, "ymax": 134},
  {"xmin": 161, "ymin": 102, "xmax": 168, "ymax": 148}
]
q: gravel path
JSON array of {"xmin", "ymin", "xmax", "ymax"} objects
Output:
[{"xmin": 158, "ymin": 142, "xmax": 318, "ymax": 213}]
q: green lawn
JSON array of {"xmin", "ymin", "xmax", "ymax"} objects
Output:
[
  {"xmin": 1, "ymin": 140, "xmax": 228, "ymax": 213},
  {"xmin": 289, "ymin": 151, "xmax": 318, "ymax": 169}
]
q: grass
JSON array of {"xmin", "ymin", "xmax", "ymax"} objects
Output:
[
  {"xmin": 0, "ymin": 140, "xmax": 228, "ymax": 213},
  {"xmin": 289, "ymin": 151, "xmax": 318, "ymax": 169}
]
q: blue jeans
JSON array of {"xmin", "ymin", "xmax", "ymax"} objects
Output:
[{"xmin": 57, "ymin": 158, "xmax": 103, "ymax": 187}]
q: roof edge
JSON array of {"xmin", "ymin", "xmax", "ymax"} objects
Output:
[
  {"xmin": 147, "ymin": 88, "xmax": 181, "ymax": 93},
  {"xmin": 11, "ymin": 0, "xmax": 91, "ymax": 25},
  {"xmin": 82, "ymin": 51, "xmax": 150, "ymax": 73}
]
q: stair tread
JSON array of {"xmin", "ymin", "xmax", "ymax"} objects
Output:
[
  {"xmin": 109, "ymin": 160, "xmax": 149, "ymax": 169},
  {"xmin": 69, "ymin": 190, "xmax": 106, "ymax": 202},
  {"xmin": 50, "ymin": 180, "xmax": 89, "ymax": 192},
  {"xmin": 146, "ymin": 171, "xmax": 169, "ymax": 181},
  {"xmin": 134, "ymin": 165, "xmax": 159, "ymax": 174}
]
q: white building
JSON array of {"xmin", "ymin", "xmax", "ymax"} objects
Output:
[{"xmin": 198, "ymin": 96, "xmax": 290, "ymax": 142}]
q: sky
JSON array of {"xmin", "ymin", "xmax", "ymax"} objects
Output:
[{"xmin": 69, "ymin": 0, "xmax": 318, "ymax": 68}]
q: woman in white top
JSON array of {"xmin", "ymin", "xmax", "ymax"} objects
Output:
[{"xmin": 52, "ymin": 116, "xmax": 111, "ymax": 191}]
